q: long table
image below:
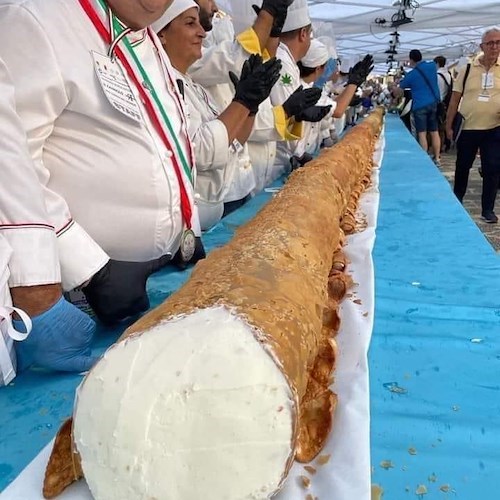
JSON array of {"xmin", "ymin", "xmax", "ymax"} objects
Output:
[
  {"xmin": 370, "ymin": 115, "xmax": 500, "ymax": 499},
  {"xmin": 1, "ymin": 115, "xmax": 499, "ymax": 499}
]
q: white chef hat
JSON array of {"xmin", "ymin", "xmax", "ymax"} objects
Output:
[
  {"xmin": 301, "ymin": 39, "xmax": 329, "ymax": 68},
  {"xmin": 151, "ymin": 0, "xmax": 199, "ymax": 33},
  {"xmin": 316, "ymin": 35, "xmax": 338, "ymax": 60},
  {"xmin": 282, "ymin": 0, "xmax": 311, "ymax": 33}
]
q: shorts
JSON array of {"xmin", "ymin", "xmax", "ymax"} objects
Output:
[{"xmin": 413, "ymin": 103, "xmax": 438, "ymax": 133}]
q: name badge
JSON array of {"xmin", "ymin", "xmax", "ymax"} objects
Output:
[
  {"xmin": 482, "ymin": 73, "xmax": 494, "ymax": 90},
  {"xmin": 231, "ymin": 139, "xmax": 244, "ymax": 155},
  {"xmin": 92, "ymin": 51, "xmax": 143, "ymax": 123},
  {"xmin": 478, "ymin": 94, "xmax": 491, "ymax": 102}
]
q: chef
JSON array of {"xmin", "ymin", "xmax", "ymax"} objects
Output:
[{"xmin": 0, "ymin": 0, "xmax": 203, "ymax": 373}]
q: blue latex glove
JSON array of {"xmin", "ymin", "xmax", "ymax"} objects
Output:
[
  {"xmin": 314, "ymin": 58, "xmax": 338, "ymax": 89},
  {"xmin": 14, "ymin": 297, "xmax": 98, "ymax": 373}
]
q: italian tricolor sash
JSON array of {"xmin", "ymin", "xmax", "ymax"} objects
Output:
[{"xmin": 79, "ymin": 0, "xmax": 196, "ymax": 229}]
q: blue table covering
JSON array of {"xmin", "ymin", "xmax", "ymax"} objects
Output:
[
  {"xmin": 1, "ymin": 115, "xmax": 499, "ymax": 499},
  {"xmin": 370, "ymin": 115, "xmax": 500, "ymax": 499}
]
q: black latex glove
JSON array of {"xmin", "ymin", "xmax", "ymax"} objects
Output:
[
  {"xmin": 295, "ymin": 105, "xmax": 332, "ymax": 123},
  {"xmin": 290, "ymin": 152, "xmax": 313, "ymax": 170},
  {"xmin": 282, "ymin": 85, "xmax": 322, "ymax": 118},
  {"xmin": 347, "ymin": 54, "xmax": 374, "ymax": 87},
  {"xmin": 83, "ymin": 260, "xmax": 157, "ymax": 325},
  {"xmin": 229, "ymin": 54, "xmax": 282, "ymax": 115},
  {"xmin": 252, "ymin": 3, "xmax": 288, "ymax": 37}
]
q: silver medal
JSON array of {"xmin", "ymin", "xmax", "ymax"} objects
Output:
[{"xmin": 180, "ymin": 229, "xmax": 196, "ymax": 262}]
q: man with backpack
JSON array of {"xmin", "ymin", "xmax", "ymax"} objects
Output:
[{"xmin": 434, "ymin": 55, "xmax": 452, "ymax": 152}]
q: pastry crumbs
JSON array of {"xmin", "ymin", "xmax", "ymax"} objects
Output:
[
  {"xmin": 300, "ymin": 475, "xmax": 311, "ymax": 488},
  {"xmin": 304, "ymin": 465, "xmax": 317, "ymax": 475}
]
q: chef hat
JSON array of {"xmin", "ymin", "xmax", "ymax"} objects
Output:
[
  {"xmin": 316, "ymin": 35, "xmax": 338, "ymax": 60},
  {"xmin": 282, "ymin": 0, "xmax": 311, "ymax": 33},
  {"xmin": 151, "ymin": 0, "xmax": 199, "ymax": 33},
  {"xmin": 301, "ymin": 39, "xmax": 329, "ymax": 68},
  {"xmin": 222, "ymin": 0, "xmax": 257, "ymax": 36}
]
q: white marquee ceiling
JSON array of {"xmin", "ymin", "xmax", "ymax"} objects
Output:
[{"xmin": 308, "ymin": 0, "xmax": 500, "ymax": 69}]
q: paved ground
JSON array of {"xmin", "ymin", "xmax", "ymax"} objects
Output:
[{"xmin": 438, "ymin": 149, "xmax": 500, "ymax": 252}]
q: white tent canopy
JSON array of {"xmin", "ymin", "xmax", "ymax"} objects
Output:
[{"xmin": 308, "ymin": 0, "xmax": 500, "ymax": 69}]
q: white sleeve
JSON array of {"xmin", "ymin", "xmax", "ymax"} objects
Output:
[
  {"xmin": 188, "ymin": 40, "xmax": 249, "ymax": 88},
  {"xmin": 192, "ymin": 119, "xmax": 230, "ymax": 172},
  {"xmin": 0, "ymin": 56, "xmax": 61, "ymax": 288},
  {"xmin": 184, "ymin": 86, "xmax": 230, "ymax": 172},
  {"xmin": 319, "ymin": 92, "xmax": 336, "ymax": 138},
  {"xmin": 249, "ymin": 101, "xmax": 283, "ymax": 143},
  {"xmin": 0, "ymin": 5, "xmax": 108, "ymax": 290}
]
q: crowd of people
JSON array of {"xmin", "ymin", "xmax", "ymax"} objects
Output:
[
  {"xmin": 0, "ymin": 0, "xmax": 374, "ymax": 379},
  {"xmin": 384, "ymin": 30, "xmax": 500, "ymax": 225}
]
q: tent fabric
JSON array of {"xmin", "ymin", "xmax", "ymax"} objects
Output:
[{"xmin": 308, "ymin": 1, "xmax": 500, "ymax": 65}]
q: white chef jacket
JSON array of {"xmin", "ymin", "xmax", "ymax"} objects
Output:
[
  {"xmin": 191, "ymin": 22, "xmax": 302, "ymax": 192},
  {"xmin": 0, "ymin": 0, "xmax": 194, "ymax": 291},
  {"xmin": 175, "ymin": 70, "xmax": 255, "ymax": 229},
  {"xmin": 207, "ymin": 87, "xmax": 291, "ymax": 194},
  {"xmin": 269, "ymin": 43, "xmax": 303, "ymax": 173},
  {"xmin": 294, "ymin": 81, "xmax": 337, "ymax": 158},
  {"xmin": 189, "ymin": 23, "xmax": 252, "ymax": 87}
]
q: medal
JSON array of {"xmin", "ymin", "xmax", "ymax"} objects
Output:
[{"xmin": 180, "ymin": 229, "xmax": 196, "ymax": 263}]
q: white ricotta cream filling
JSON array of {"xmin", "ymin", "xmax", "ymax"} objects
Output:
[{"xmin": 74, "ymin": 306, "xmax": 295, "ymax": 500}]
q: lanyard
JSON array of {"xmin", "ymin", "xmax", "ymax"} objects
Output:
[{"xmin": 79, "ymin": 0, "xmax": 194, "ymax": 228}]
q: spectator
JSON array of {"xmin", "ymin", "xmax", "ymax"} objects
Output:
[
  {"xmin": 446, "ymin": 28, "xmax": 500, "ymax": 223},
  {"xmin": 434, "ymin": 55, "xmax": 453, "ymax": 152},
  {"xmin": 399, "ymin": 49, "xmax": 441, "ymax": 165}
]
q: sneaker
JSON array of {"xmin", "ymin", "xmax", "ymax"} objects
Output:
[
  {"xmin": 481, "ymin": 212, "xmax": 498, "ymax": 223},
  {"xmin": 434, "ymin": 157, "xmax": 441, "ymax": 167}
]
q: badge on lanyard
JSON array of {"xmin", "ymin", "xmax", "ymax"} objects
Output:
[
  {"xmin": 91, "ymin": 51, "xmax": 143, "ymax": 123},
  {"xmin": 482, "ymin": 72, "xmax": 494, "ymax": 89},
  {"xmin": 180, "ymin": 228, "xmax": 196, "ymax": 263}
]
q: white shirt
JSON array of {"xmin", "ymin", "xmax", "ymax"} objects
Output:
[
  {"xmin": 0, "ymin": 0, "xmax": 193, "ymax": 291},
  {"xmin": 437, "ymin": 67, "xmax": 452, "ymax": 102}
]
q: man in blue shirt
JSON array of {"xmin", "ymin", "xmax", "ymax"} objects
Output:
[{"xmin": 399, "ymin": 49, "xmax": 441, "ymax": 165}]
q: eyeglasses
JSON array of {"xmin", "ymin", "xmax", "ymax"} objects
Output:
[{"xmin": 483, "ymin": 40, "xmax": 500, "ymax": 48}]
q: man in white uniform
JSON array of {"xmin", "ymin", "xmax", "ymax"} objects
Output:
[
  {"xmin": 298, "ymin": 41, "xmax": 374, "ymax": 157},
  {"xmin": 269, "ymin": 0, "xmax": 333, "ymax": 172},
  {"xmin": 0, "ymin": 0, "xmax": 203, "ymax": 372},
  {"xmin": 191, "ymin": 0, "xmax": 323, "ymax": 190}
]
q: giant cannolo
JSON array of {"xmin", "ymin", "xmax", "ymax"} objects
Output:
[{"xmin": 43, "ymin": 109, "xmax": 384, "ymax": 499}]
